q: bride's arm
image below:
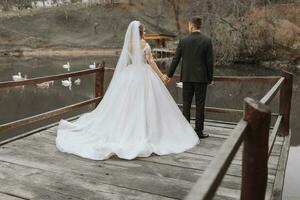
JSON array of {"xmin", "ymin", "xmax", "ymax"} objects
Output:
[{"xmin": 145, "ymin": 47, "xmax": 164, "ymax": 80}]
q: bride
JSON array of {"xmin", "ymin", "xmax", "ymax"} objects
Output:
[{"xmin": 56, "ymin": 21, "xmax": 199, "ymax": 160}]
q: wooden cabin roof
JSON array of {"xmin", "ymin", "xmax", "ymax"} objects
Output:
[{"xmin": 144, "ymin": 33, "xmax": 176, "ymax": 40}]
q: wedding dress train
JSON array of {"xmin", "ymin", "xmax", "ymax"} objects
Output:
[{"xmin": 56, "ymin": 21, "xmax": 199, "ymax": 160}]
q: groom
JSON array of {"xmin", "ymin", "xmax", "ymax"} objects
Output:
[{"xmin": 164, "ymin": 16, "xmax": 214, "ymax": 139}]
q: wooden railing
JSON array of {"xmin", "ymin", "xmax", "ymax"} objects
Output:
[
  {"xmin": 185, "ymin": 70, "xmax": 293, "ymax": 200},
  {"xmin": 0, "ymin": 64, "xmax": 293, "ymax": 200},
  {"xmin": 105, "ymin": 67, "xmax": 282, "ymax": 117},
  {"xmin": 0, "ymin": 62, "xmax": 105, "ymax": 133}
]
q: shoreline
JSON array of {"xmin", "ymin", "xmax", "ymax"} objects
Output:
[
  {"xmin": 0, "ymin": 48, "xmax": 298, "ymax": 73},
  {"xmin": 0, "ymin": 48, "xmax": 122, "ymax": 57}
]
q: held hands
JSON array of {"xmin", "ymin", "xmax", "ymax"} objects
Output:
[
  {"xmin": 162, "ymin": 74, "xmax": 171, "ymax": 85},
  {"xmin": 162, "ymin": 76, "xmax": 213, "ymax": 86},
  {"xmin": 208, "ymin": 81, "xmax": 214, "ymax": 86}
]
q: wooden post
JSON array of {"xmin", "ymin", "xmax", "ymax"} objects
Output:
[
  {"xmin": 156, "ymin": 39, "xmax": 161, "ymax": 48},
  {"xmin": 95, "ymin": 61, "xmax": 105, "ymax": 107},
  {"xmin": 162, "ymin": 39, "xmax": 166, "ymax": 48},
  {"xmin": 279, "ymin": 70, "xmax": 293, "ymax": 136},
  {"xmin": 241, "ymin": 97, "xmax": 271, "ymax": 200}
]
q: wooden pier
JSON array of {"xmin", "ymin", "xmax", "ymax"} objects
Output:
[
  {"xmin": 144, "ymin": 33, "xmax": 176, "ymax": 48},
  {"xmin": 144, "ymin": 33, "xmax": 176, "ymax": 60},
  {"xmin": 0, "ymin": 63, "xmax": 293, "ymax": 200}
]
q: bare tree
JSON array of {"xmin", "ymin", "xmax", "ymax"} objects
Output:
[
  {"xmin": 167, "ymin": 0, "xmax": 184, "ymax": 36},
  {"xmin": 154, "ymin": 4, "xmax": 163, "ymax": 31},
  {"xmin": 93, "ymin": 22, "xmax": 99, "ymax": 34},
  {"xmin": 2, "ymin": 0, "xmax": 10, "ymax": 11},
  {"xmin": 63, "ymin": 7, "xmax": 69, "ymax": 20},
  {"xmin": 144, "ymin": 1, "xmax": 164, "ymax": 31}
]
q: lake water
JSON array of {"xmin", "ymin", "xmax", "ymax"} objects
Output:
[{"xmin": 0, "ymin": 56, "xmax": 299, "ymax": 199}]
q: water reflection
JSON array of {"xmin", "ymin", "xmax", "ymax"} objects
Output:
[
  {"xmin": 0, "ymin": 56, "xmax": 299, "ymax": 198},
  {"xmin": 0, "ymin": 56, "xmax": 296, "ymax": 141},
  {"xmin": 0, "ymin": 56, "xmax": 114, "ymax": 141}
]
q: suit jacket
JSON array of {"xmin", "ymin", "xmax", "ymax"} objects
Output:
[{"xmin": 167, "ymin": 32, "xmax": 214, "ymax": 83}]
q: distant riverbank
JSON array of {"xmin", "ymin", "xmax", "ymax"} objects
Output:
[{"xmin": 0, "ymin": 48, "xmax": 121, "ymax": 57}]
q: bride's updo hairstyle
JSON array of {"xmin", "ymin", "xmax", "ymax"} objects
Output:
[{"xmin": 139, "ymin": 24, "xmax": 145, "ymax": 39}]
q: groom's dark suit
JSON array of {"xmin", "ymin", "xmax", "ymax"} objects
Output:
[{"xmin": 167, "ymin": 31, "xmax": 214, "ymax": 136}]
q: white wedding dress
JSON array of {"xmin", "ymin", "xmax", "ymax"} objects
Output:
[{"xmin": 56, "ymin": 21, "xmax": 199, "ymax": 160}]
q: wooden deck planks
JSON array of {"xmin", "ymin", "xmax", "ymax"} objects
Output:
[
  {"xmin": 271, "ymin": 132, "xmax": 291, "ymax": 200},
  {"xmin": 0, "ymin": 161, "xmax": 174, "ymax": 200},
  {"xmin": 0, "ymin": 121, "xmax": 288, "ymax": 200},
  {"xmin": 4, "ymin": 129, "xmax": 280, "ymax": 182},
  {"xmin": 0, "ymin": 137, "xmax": 251, "ymax": 199}
]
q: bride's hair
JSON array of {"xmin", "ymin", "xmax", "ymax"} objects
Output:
[{"xmin": 139, "ymin": 24, "xmax": 145, "ymax": 39}]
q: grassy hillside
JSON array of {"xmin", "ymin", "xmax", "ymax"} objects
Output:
[
  {"xmin": 0, "ymin": 3, "xmax": 176, "ymax": 50},
  {"xmin": 0, "ymin": 1, "xmax": 299, "ymax": 69}
]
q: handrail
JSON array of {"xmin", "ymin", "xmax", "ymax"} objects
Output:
[
  {"xmin": 185, "ymin": 70, "xmax": 293, "ymax": 200},
  {"xmin": 186, "ymin": 98, "xmax": 271, "ymax": 200},
  {"xmin": 212, "ymin": 76, "xmax": 281, "ymax": 82},
  {"xmin": 279, "ymin": 71, "xmax": 293, "ymax": 136},
  {"xmin": 182, "ymin": 105, "xmax": 277, "ymax": 117},
  {"xmin": 0, "ymin": 62, "xmax": 105, "ymax": 133},
  {"xmin": 178, "ymin": 104, "xmax": 244, "ymax": 115},
  {"xmin": 0, "ymin": 68, "xmax": 101, "ymax": 89},
  {"xmin": 268, "ymin": 115, "xmax": 283, "ymax": 157},
  {"xmin": 0, "ymin": 97, "xmax": 102, "ymax": 133},
  {"xmin": 3, "ymin": 64, "xmax": 280, "ymax": 134},
  {"xmin": 260, "ymin": 77, "xmax": 285, "ymax": 105},
  {"xmin": 105, "ymin": 67, "xmax": 281, "ymax": 82},
  {"xmin": 185, "ymin": 119, "xmax": 248, "ymax": 200}
]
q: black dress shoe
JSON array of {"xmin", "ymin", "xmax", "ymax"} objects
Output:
[{"xmin": 197, "ymin": 132, "xmax": 209, "ymax": 139}]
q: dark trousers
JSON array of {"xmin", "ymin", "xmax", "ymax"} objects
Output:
[{"xmin": 182, "ymin": 82, "xmax": 207, "ymax": 134}]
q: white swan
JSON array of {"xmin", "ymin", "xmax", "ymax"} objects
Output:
[
  {"xmin": 62, "ymin": 62, "xmax": 71, "ymax": 71},
  {"xmin": 89, "ymin": 62, "xmax": 96, "ymax": 69},
  {"xmin": 62, "ymin": 77, "xmax": 72, "ymax": 87},
  {"xmin": 176, "ymin": 82, "xmax": 183, "ymax": 89},
  {"xmin": 61, "ymin": 78, "xmax": 72, "ymax": 90},
  {"xmin": 12, "ymin": 72, "xmax": 24, "ymax": 81},
  {"xmin": 74, "ymin": 78, "xmax": 81, "ymax": 86},
  {"xmin": 36, "ymin": 80, "xmax": 54, "ymax": 89}
]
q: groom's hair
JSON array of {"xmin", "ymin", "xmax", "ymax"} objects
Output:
[{"xmin": 189, "ymin": 16, "xmax": 202, "ymax": 29}]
